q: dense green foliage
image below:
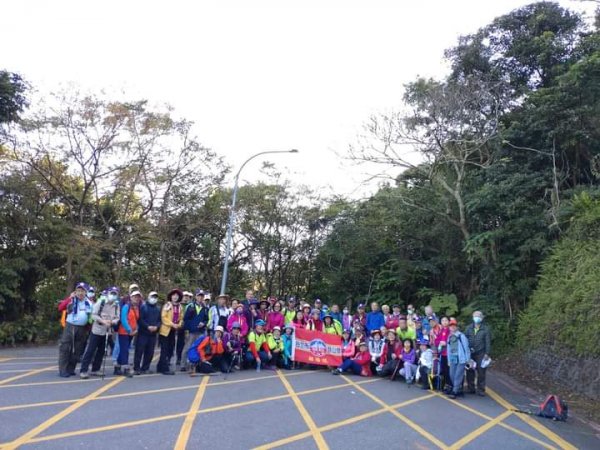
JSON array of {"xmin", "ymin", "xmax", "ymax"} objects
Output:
[{"xmin": 518, "ymin": 193, "xmax": 600, "ymax": 357}]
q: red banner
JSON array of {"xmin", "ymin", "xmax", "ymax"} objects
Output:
[{"xmin": 292, "ymin": 327, "xmax": 342, "ymax": 366}]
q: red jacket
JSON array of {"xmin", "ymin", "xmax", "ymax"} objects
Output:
[
  {"xmin": 434, "ymin": 326, "xmax": 450, "ymax": 356},
  {"xmin": 379, "ymin": 340, "xmax": 402, "ymax": 366},
  {"xmin": 385, "ymin": 314, "xmax": 402, "ymax": 330},
  {"xmin": 352, "ymin": 350, "xmax": 372, "ymax": 377}
]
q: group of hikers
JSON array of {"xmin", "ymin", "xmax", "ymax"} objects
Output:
[{"xmin": 57, "ymin": 283, "xmax": 492, "ymax": 399}]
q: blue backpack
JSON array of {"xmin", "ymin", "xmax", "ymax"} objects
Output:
[{"xmin": 187, "ymin": 334, "xmax": 206, "ymax": 363}]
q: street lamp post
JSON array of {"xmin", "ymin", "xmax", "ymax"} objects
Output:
[{"xmin": 219, "ymin": 149, "xmax": 299, "ymax": 295}]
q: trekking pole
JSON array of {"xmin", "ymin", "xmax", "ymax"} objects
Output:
[
  {"xmin": 223, "ymin": 352, "xmax": 236, "ymax": 380},
  {"xmin": 101, "ymin": 327, "xmax": 110, "ymax": 381}
]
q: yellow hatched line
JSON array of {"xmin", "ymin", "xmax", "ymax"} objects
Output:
[
  {"xmin": 486, "ymin": 388, "xmax": 577, "ymax": 450},
  {"xmin": 0, "ymin": 366, "xmax": 55, "ymax": 386},
  {"xmin": 448, "ymin": 410, "xmax": 513, "ymax": 449},
  {"xmin": 341, "ymin": 375, "xmax": 448, "ymax": 449},
  {"xmin": 275, "ymin": 370, "xmax": 329, "ymax": 449},
  {"xmin": 174, "ymin": 376, "xmax": 209, "ymax": 450},
  {"xmin": 432, "ymin": 392, "xmax": 557, "ymax": 450},
  {"xmin": 1, "ymin": 376, "xmax": 124, "ymax": 449},
  {"xmin": 14, "ymin": 377, "xmax": 380, "ymax": 446},
  {"xmin": 253, "ymin": 393, "xmax": 436, "ymax": 449}
]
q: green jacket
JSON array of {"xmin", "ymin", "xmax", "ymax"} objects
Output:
[{"xmin": 267, "ymin": 333, "xmax": 284, "ymax": 352}]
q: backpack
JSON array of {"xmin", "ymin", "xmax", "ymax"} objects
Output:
[
  {"xmin": 99, "ymin": 300, "xmax": 120, "ymax": 331},
  {"xmin": 538, "ymin": 395, "xmax": 568, "ymax": 421},
  {"xmin": 187, "ymin": 334, "xmax": 207, "ymax": 364}
]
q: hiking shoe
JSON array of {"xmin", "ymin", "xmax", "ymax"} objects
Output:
[
  {"xmin": 59, "ymin": 373, "xmax": 71, "ymax": 378},
  {"xmin": 134, "ymin": 370, "xmax": 142, "ymax": 376},
  {"xmin": 180, "ymin": 366, "xmax": 187, "ymax": 372},
  {"xmin": 477, "ymin": 391, "xmax": 486, "ymax": 397},
  {"xmin": 124, "ymin": 369, "xmax": 133, "ymax": 378},
  {"xmin": 79, "ymin": 372, "xmax": 89, "ymax": 379},
  {"xmin": 89, "ymin": 371, "xmax": 102, "ymax": 377},
  {"xmin": 448, "ymin": 393, "xmax": 457, "ymax": 399},
  {"xmin": 113, "ymin": 367, "xmax": 122, "ymax": 376},
  {"xmin": 331, "ymin": 369, "xmax": 340, "ymax": 375}
]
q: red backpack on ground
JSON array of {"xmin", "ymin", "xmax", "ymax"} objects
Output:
[{"xmin": 538, "ymin": 394, "xmax": 568, "ymax": 421}]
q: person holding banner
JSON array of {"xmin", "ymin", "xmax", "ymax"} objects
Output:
[
  {"xmin": 246, "ymin": 320, "xmax": 271, "ymax": 371},
  {"xmin": 341, "ymin": 329, "xmax": 356, "ymax": 360},
  {"xmin": 306, "ymin": 309, "xmax": 323, "ymax": 332},
  {"xmin": 282, "ymin": 324, "xmax": 295, "ymax": 369},
  {"xmin": 332, "ymin": 341, "xmax": 372, "ymax": 376}
]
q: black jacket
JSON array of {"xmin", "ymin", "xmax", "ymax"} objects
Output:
[
  {"xmin": 464, "ymin": 322, "xmax": 491, "ymax": 356},
  {"xmin": 139, "ymin": 303, "xmax": 161, "ymax": 335}
]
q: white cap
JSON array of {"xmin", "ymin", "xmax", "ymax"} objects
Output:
[
  {"xmin": 148, "ymin": 291, "xmax": 158, "ymax": 297},
  {"xmin": 130, "ymin": 290, "xmax": 142, "ymax": 297},
  {"xmin": 129, "ymin": 283, "xmax": 139, "ymax": 292},
  {"xmin": 272, "ymin": 326, "xmax": 281, "ymax": 331},
  {"xmin": 183, "ymin": 291, "xmax": 193, "ymax": 297},
  {"xmin": 215, "ymin": 325, "xmax": 224, "ymax": 333}
]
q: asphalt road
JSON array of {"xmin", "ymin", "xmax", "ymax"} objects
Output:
[{"xmin": 0, "ymin": 345, "xmax": 598, "ymax": 449}]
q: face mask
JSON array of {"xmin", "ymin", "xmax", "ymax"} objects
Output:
[
  {"xmin": 148, "ymin": 296, "xmax": 158, "ymax": 305},
  {"xmin": 473, "ymin": 317, "xmax": 482, "ymax": 324},
  {"xmin": 108, "ymin": 294, "xmax": 118, "ymax": 302},
  {"xmin": 87, "ymin": 292, "xmax": 95, "ymax": 299},
  {"xmin": 408, "ymin": 309, "xmax": 414, "ymax": 314}
]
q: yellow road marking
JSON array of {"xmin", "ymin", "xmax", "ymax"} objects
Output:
[
  {"xmin": 486, "ymin": 388, "xmax": 577, "ymax": 450},
  {"xmin": 448, "ymin": 410, "xmax": 512, "ymax": 449},
  {"xmin": 432, "ymin": 392, "xmax": 557, "ymax": 450},
  {"xmin": 1, "ymin": 376, "xmax": 124, "ymax": 449},
  {"xmin": 9, "ymin": 377, "xmax": 380, "ymax": 446},
  {"xmin": 27, "ymin": 413, "xmax": 187, "ymax": 444},
  {"xmin": 174, "ymin": 376, "xmax": 209, "ymax": 450},
  {"xmin": 0, "ymin": 366, "xmax": 55, "ymax": 386},
  {"xmin": 254, "ymin": 393, "xmax": 436, "ymax": 449},
  {"xmin": 0, "ymin": 369, "xmax": 329, "ymax": 412},
  {"xmin": 276, "ymin": 370, "xmax": 329, "ymax": 449},
  {"xmin": 341, "ymin": 376, "xmax": 448, "ymax": 449}
]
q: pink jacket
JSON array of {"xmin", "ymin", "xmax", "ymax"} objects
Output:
[
  {"xmin": 227, "ymin": 313, "xmax": 249, "ymax": 337},
  {"xmin": 342, "ymin": 339, "xmax": 356, "ymax": 358},
  {"xmin": 266, "ymin": 311, "xmax": 285, "ymax": 332}
]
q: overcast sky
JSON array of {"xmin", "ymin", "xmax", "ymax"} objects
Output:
[{"xmin": 2, "ymin": 0, "xmax": 596, "ymax": 198}]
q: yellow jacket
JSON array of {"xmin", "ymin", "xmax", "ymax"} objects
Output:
[{"xmin": 159, "ymin": 302, "xmax": 184, "ymax": 337}]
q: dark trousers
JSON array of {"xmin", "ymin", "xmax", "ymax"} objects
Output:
[
  {"xmin": 175, "ymin": 329, "xmax": 186, "ymax": 364},
  {"xmin": 441, "ymin": 354, "xmax": 452, "ymax": 389},
  {"xmin": 58, "ymin": 323, "xmax": 89, "ymax": 376},
  {"xmin": 466, "ymin": 352, "xmax": 487, "ymax": 392},
  {"xmin": 419, "ymin": 365, "xmax": 431, "ymax": 388},
  {"xmin": 339, "ymin": 359, "xmax": 362, "ymax": 375},
  {"xmin": 379, "ymin": 359, "xmax": 400, "ymax": 377},
  {"xmin": 134, "ymin": 333, "xmax": 157, "ymax": 371},
  {"xmin": 157, "ymin": 331, "xmax": 175, "ymax": 373},
  {"xmin": 196, "ymin": 354, "xmax": 226, "ymax": 373},
  {"xmin": 245, "ymin": 350, "xmax": 270, "ymax": 367},
  {"xmin": 80, "ymin": 333, "xmax": 108, "ymax": 373},
  {"xmin": 270, "ymin": 351, "xmax": 283, "ymax": 368},
  {"xmin": 117, "ymin": 334, "xmax": 132, "ymax": 367}
]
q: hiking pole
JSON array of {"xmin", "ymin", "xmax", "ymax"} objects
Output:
[
  {"xmin": 101, "ymin": 327, "xmax": 110, "ymax": 381},
  {"xmin": 223, "ymin": 352, "xmax": 236, "ymax": 380}
]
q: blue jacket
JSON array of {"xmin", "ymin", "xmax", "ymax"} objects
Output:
[
  {"xmin": 282, "ymin": 334, "xmax": 293, "ymax": 362},
  {"xmin": 139, "ymin": 303, "xmax": 161, "ymax": 335},
  {"xmin": 184, "ymin": 303, "xmax": 209, "ymax": 333},
  {"xmin": 449, "ymin": 331, "xmax": 471, "ymax": 364},
  {"xmin": 365, "ymin": 311, "xmax": 385, "ymax": 334}
]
